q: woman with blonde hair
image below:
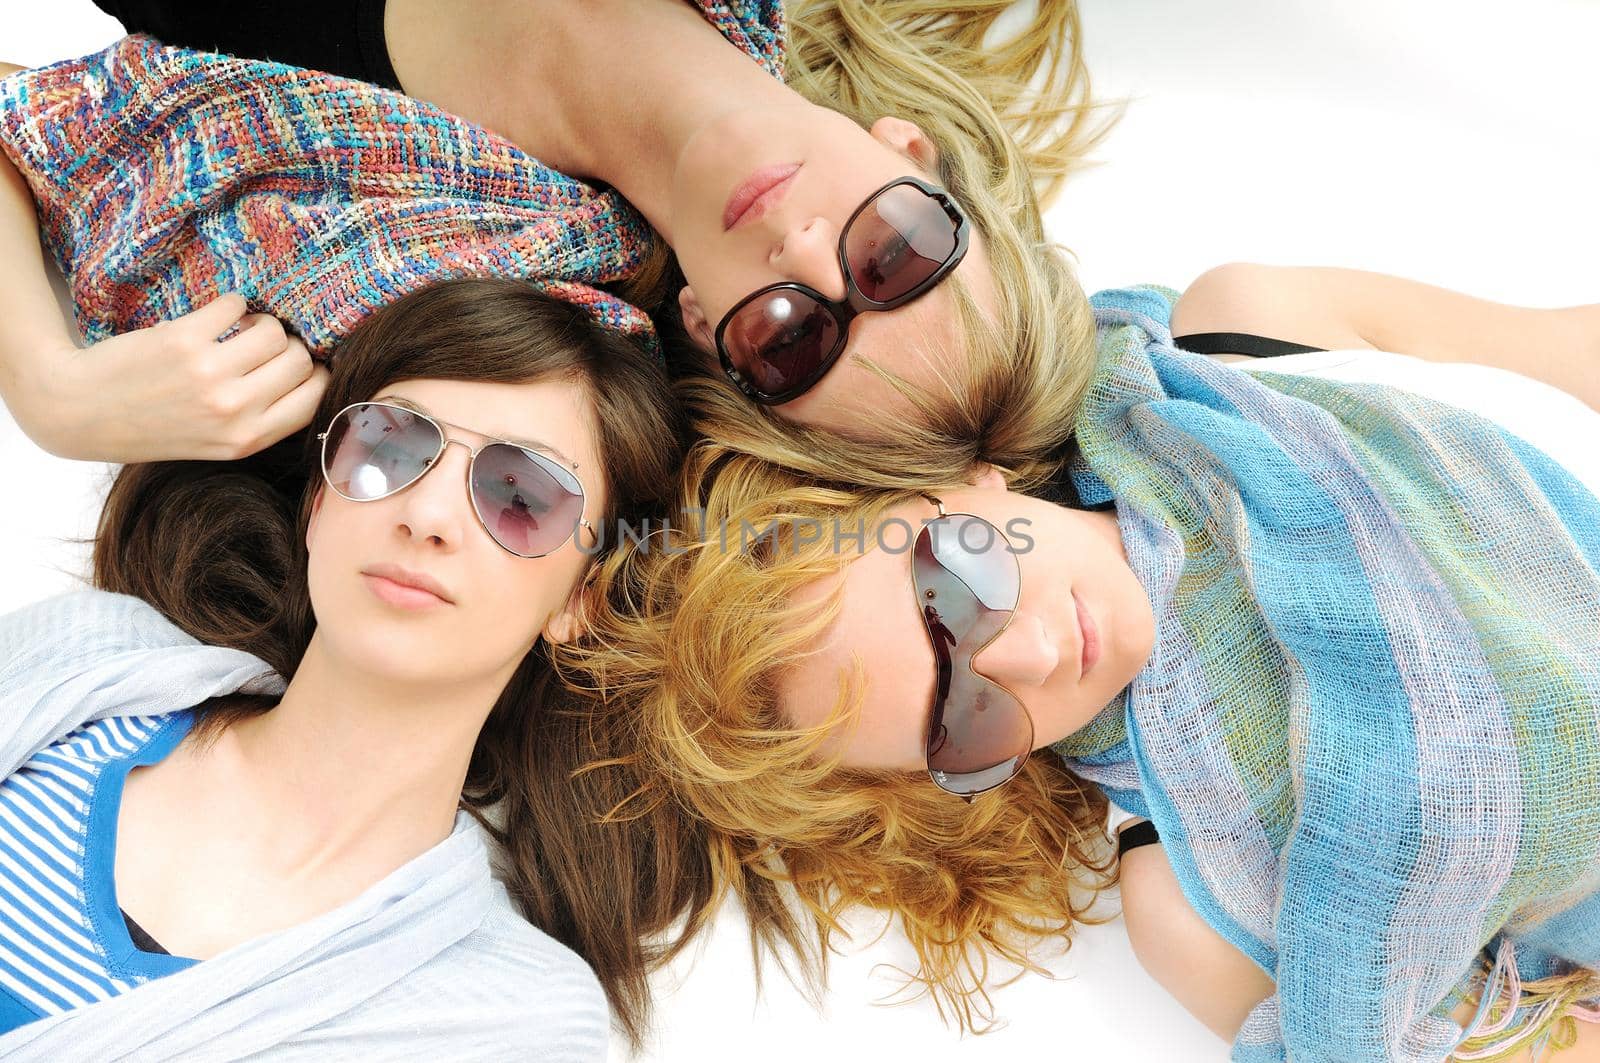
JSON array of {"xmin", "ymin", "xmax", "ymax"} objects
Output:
[
  {"xmin": 559, "ymin": 280, "xmax": 1600, "ymax": 1062},
  {"xmin": 2, "ymin": 0, "xmax": 1110, "ymax": 491}
]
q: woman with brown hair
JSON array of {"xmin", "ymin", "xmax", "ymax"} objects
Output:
[{"xmin": 0, "ymin": 278, "xmax": 708, "ymax": 1058}]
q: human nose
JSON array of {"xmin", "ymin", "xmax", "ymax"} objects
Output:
[
  {"xmin": 391, "ymin": 436, "xmax": 474, "ymax": 550},
  {"xmin": 969, "ymin": 611, "xmax": 1058, "ymax": 688},
  {"xmin": 770, "ymin": 216, "xmax": 847, "ymax": 301}
]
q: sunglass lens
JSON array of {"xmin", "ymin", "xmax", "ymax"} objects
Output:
[
  {"xmin": 323, "ymin": 403, "xmax": 441, "ymax": 500},
  {"xmin": 927, "ymin": 673, "xmax": 1033, "ymax": 795},
  {"xmin": 914, "ymin": 515, "xmax": 1032, "ymax": 796},
  {"xmin": 724, "ymin": 289, "xmax": 841, "ymax": 398},
  {"xmin": 845, "ymin": 183, "xmax": 959, "ymax": 304},
  {"xmin": 470, "ymin": 443, "xmax": 586, "ymax": 557}
]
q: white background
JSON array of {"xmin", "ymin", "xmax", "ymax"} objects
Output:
[{"xmin": 2, "ymin": 2, "xmax": 1597, "ymax": 1060}]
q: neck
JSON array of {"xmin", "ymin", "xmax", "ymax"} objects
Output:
[
  {"xmin": 206, "ymin": 633, "xmax": 509, "ymax": 883},
  {"xmin": 506, "ymin": 0, "xmax": 799, "ymax": 244}
]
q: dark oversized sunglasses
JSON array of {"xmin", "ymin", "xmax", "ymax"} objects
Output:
[
  {"xmin": 912, "ymin": 496, "xmax": 1034, "ymax": 799},
  {"xmin": 317, "ymin": 401, "xmax": 591, "ymax": 559},
  {"xmin": 715, "ymin": 175, "xmax": 971, "ymax": 405}
]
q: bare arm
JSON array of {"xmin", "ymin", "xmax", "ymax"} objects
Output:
[
  {"xmin": 1116, "ymin": 821, "xmax": 1274, "ymax": 1042},
  {"xmin": 1171, "ymin": 263, "xmax": 1600, "ymax": 412},
  {"xmin": 0, "ymin": 61, "xmax": 329, "ymax": 462},
  {"xmin": 0, "ymin": 62, "xmax": 80, "ymax": 451},
  {"xmin": 1117, "ymin": 820, "xmax": 1600, "ymax": 1061}
]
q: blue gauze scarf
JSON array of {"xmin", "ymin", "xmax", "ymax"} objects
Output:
[{"xmin": 1054, "ymin": 286, "xmax": 1600, "ymax": 1061}]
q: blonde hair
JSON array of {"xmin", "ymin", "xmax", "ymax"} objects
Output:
[
  {"xmin": 555, "ymin": 441, "xmax": 1116, "ymax": 1028},
  {"xmin": 627, "ymin": 0, "xmax": 1119, "ymax": 492}
]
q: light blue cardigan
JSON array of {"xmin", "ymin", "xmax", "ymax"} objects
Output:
[{"xmin": 0, "ymin": 589, "xmax": 608, "ymax": 1061}]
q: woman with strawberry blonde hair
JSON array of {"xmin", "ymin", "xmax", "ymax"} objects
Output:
[{"xmin": 558, "ymin": 280, "xmax": 1600, "ymax": 1062}]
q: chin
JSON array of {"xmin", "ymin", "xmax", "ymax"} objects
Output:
[
  {"xmin": 311, "ymin": 603, "xmax": 448, "ymax": 674},
  {"xmin": 344, "ymin": 633, "xmax": 451, "ymax": 683}
]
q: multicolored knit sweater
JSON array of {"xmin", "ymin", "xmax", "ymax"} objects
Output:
[
  {"xmin": 1056, "ymin": 286, "xmax": 1600, "ymax": 1061},
  {"xmin": 0, "ymin": 1, "xmax": 784, "ymax": 356}
]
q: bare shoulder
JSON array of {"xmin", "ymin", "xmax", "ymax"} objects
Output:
[
  {"xmin": 1116, "ymin": 820, "xmax": 1275, "ymax": 1042},
  {"xmin": 1171, "ymin": 262, "xmax": 1372, "ymax": 353}
]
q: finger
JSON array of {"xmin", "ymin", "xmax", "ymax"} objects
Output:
[
  {"xmin": 182, "ymin": 292, "xmax": 250, "ymax": 339},
  {"xmin": 218, "ymin": 314, "xmax": 295, "ymax": 373},
  {"xmin": 239, "ymin": 337, "xmax": 317, "ymax": 408},
  {"xmin": 230, "ymin": 313, "xmax": 291, "ymax": 346},
  {"xmin": 255, "ymin": 358, "xmax": 331, "ymax": 448},
  {"xmin": 229, "ymin": 313, "xmax": 283, "ymax": 338}
]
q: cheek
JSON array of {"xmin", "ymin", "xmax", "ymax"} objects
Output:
[
  {"xmin": 838, "ymin": 688, "xmax": 931, "ymax": 773},
  {"xmin": 1111, "ymin": 570, "xmax": 1157, "ymax": 680},
  {"xmin": 498, "ymin": 553, "xmax": 585, "ymax": 639},
  {"xmin": 679, "ymin": 255, "xmax": 750, "ymax": 334},
  {"xmin": 303, "ymin": 501, "xmax": 358, "ymax": 596}
]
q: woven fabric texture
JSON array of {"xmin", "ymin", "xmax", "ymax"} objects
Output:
[
  {"xmin": 0, "ymin": 1, "xmax": 784, "ymax": 357},
  {"xmin": 1054, "ymin": 286, "xmax": 1600, "ymax": 1062}
]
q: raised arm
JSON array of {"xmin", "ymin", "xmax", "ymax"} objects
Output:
[
  {"xmin": 0, "ymin": 60, "xmax": 328, "ymax": 462},
  {"xmin": 1172, "ymin": 263, "xmax": 1599, "ymax": 412},
  {"xmin": 0, "ymin": 61, "xmax": 78, "ymax": 453}
]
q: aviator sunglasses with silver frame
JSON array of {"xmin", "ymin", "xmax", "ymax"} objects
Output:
[{"xmin": 317, "ymin": 399, "xmax": 594, "ymax": 559}]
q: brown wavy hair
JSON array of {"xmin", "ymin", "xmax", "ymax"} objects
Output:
[
  {"xmin": 622, "ymin": 0, "xmax": 1119, "ymax": 494},
  {"xmin": 556, "ymin": 439, "xmax": 1117, "ymax": 1030},
  {"xmin": 88, "ymin": 278, "xmax": 705, "ymax": 1047}
]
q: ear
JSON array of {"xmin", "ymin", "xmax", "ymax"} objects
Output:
[
  {"xmin": 870, "ymin": 116, "xmax": 940, "ymax": 172},
  {"xmin": 968, "ymin": 462, "xmax": 1006, "ymax": 491},
  {"xmin": 677, "ymin": 284, "xmax": 716, "ymax": 355},
  {"xmin": 542, "ymin": 567, "xmax": 599, "ymax": 646}
]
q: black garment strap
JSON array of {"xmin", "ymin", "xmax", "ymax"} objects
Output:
[
  {"xmin": 122, "ymin": 907, "xmax": 171, "ymax": 956},
  {"xmin": 1173, "ymin": 332, "xmax": 1326, "ymax": 359},
  {"xmin": 90, "ymin": 0, "xmax": 404, "ymax": 91},
  {"xmin": 1117, "ymin": 819, "xmax": 1162, "ymax": 855},
  {"xmin": 1050, "ymin": 333, "xmax": 1324, "ymax": 513}
]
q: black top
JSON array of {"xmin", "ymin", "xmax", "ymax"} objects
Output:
[
  {"xmin": 1046, "ymin": 331, "xmax": 1325, "ymax": 513},
  {"xmin": 91, "ymin": 0, "xmax": 402, "ymax": 90},
  {"xmin": 1171, "ymin": 332, "xmax": 1326, "ymax": 359},
  {"xmin": 1118, "ymin": 819, "xmax": 1162, "ymax": 855},
  {"xmin": 121, "ymin": 907, "xmax": 170, "ymax": 956}
]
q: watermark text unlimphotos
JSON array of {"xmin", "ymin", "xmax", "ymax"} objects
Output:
[{"xmin": 576, "ymin": 509, "xmax": 1035, "ymax": 557}]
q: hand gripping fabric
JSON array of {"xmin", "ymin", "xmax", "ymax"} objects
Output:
[
  {"xmin": 1053, "ymin": 286, "xmax": 1600, "ymax": 1061},
  {"xmin": 0, "ymin": 1, "xmax": 784, "ymax": 359}
]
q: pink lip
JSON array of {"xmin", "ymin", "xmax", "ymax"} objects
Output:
[
  {"xmin": 722, "ymin": 162, "xmax": 801, "ymax": 231},
  {"xmin": 361, "ymin": 564, "xmax": 454, "ymax": 609},
  {"xmin": 1072, "ymin": 590, "xmax": 1101, "ymax": 679},
  {"xmin": 364, "ymin": 574, "xmax": 450, "ymax": 610}
]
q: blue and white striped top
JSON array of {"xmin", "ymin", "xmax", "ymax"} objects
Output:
[{"xmin": 0, "ymin": 711, "xmax": 196, "ymax": 1033}]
